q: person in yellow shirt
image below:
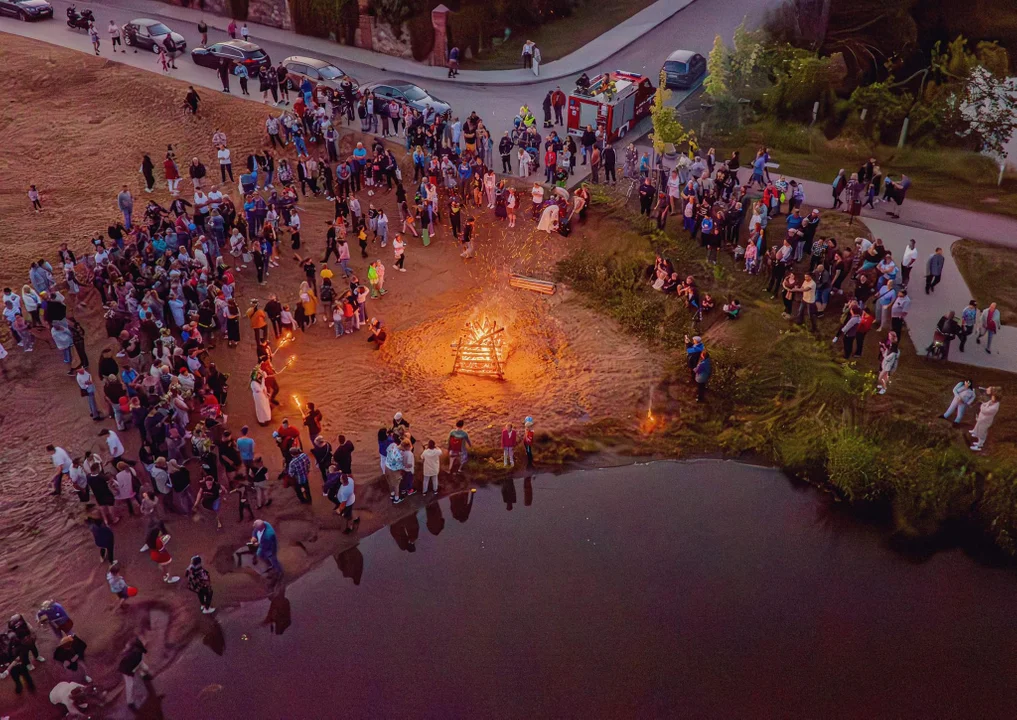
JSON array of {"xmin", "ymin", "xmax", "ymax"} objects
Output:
[{"xmin": 246, "ymin": 300, "xmax": 268, "ymax": 343}]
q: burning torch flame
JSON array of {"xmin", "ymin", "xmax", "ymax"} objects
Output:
[{"xmin": 293, "ymin": 394, "xmax": 303, "ymax": 414}]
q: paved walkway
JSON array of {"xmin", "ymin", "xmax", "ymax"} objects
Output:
[
  {"xmin": 857, "ymin": 220, "xmax": 1017, "ymax": 373},
  {"xmin": 72, "ymin": 0, "xmax": 693, "ymax": 85}
]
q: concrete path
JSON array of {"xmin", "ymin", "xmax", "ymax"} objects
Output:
[
  {"xmin": 859, "ymin": 219, "xmax": 1016, "ymax": 373},
  {"xmin": 40, "ymin": 0, "xmax": 698, "ymax": 85}
]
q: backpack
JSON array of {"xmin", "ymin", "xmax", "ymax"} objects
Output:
[{"xmin": 320, "ymin": 284, "xmax": 334, "ymax": 302}]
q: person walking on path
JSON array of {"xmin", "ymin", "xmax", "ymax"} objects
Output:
[
  {"xmin": 976, "ymin": 302, "xmax": 1001, "ymax": 354},
  {"xmin": 900, "ymin": 239, "xmax": 918, "ymax": 288},
  {"xmin": 943, "ymin": 380, "xmax": 976, "ymax": 424},
  {"xmin": 186, "ymin": 556, "xmax": 215, "ymax": 614},
  {"xmin": 970, "ymin": 387, "xmax": 1001, "ymax": 451},
  {"xmin": 198, "ymin": 18, "xmax": 208, "ymax": 46},
  {"xmin": 925, "ymin": 247, "xmax": 944, "ymax": 294},
  {"xmin": 959, "ymin": 300, "xmax": 978, "ymax": 352},
  {"xmin": 447, "ymin": 45, "xmax": 459, "ymax": 78},
  {"xmin": 287, "ymin": 446, "xmax": 313, "ymax": 504},
  {"xmin": 218, "ymin": 58, "xmax": 231, "ymax": 93}
]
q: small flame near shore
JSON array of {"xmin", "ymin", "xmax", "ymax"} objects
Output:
[{"xmin": 640, "ymin": 385, "xmax": 662, "ymax": 434}]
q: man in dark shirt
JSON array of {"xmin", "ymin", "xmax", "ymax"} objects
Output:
[{"xmin": 333, "ymin": 435, "xmax": 355, "ymax": 475}]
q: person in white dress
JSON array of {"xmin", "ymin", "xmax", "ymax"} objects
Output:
[
  {"xmin": 536, "ymin": 203, "xmax": 559, "ymax": 234},
  {"xmin": 251, "ymin": 371, "xmax": 272, "ymax": 425},
  {"xmin": 970, "ymin": 387, "xmax": 1000, "ymax": 451}
]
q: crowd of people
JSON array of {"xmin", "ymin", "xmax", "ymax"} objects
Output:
[
  {"xmin": 2, "ymin": 59, "xmax": 582, "ymax": 713},
  {"xmin": 642, "ymin": 146, "xmax": 1002, "ymax": 444}
]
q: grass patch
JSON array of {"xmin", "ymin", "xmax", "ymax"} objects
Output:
[
  {"xmin": 708, "ymin": 120, "xmax": 1017, "ymax": 219},
  {"xmin": 557, "ymin": 183, "xmax": 1017, "ymax": 555},
  {"xmin": 458, "ymin": 0, "xmax": 658, "ymax": 70},
  {"xmin": 951, "ymin": 239, "xmax": 1017, "ymax": 325}
]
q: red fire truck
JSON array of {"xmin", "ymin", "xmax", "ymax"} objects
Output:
[{"xmin": 566, "ymin": 70, "xmax": 655, "ymax": 143}]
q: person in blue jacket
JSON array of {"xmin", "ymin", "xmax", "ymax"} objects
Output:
[
  {"xmin": 695, "ymin": 350, "xmax": 712, "ymax": 403},
  {"xmin": 252, "ymin": 520, "xmax": 281, "ymax": 574}
]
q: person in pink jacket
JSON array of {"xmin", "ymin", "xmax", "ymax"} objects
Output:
[{"xmin": 501, "ymin": 423, "xmax": 518, "ymax": 468}]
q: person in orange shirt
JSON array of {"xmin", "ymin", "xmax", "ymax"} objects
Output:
[{"xmin": 246, "ymin": 299, "xmax": 269, "ymax": 343}]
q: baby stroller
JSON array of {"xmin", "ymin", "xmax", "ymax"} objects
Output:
[{"xmin": 925, "ymin": 329, "xmax": 946, "ymax": 360}]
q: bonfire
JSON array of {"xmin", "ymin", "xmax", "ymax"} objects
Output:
[{"xmin": 451, "ymin": 318, "xmax": 507, "ymax": 379}]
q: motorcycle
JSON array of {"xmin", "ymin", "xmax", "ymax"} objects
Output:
[{"xmin": 66, "ymin": 6, "xmax": 95, "ymax": 30}]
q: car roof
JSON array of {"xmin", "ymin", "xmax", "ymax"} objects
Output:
[
  {"xmin": 218, "ymin": 40, "xmax": 261, "ymax": 51},
  {"xmin": 665, "ymin": 50, "xmax": 698, "ymax": 63},
  {"xmin": 129, "ymin": 18, "xmax": 159, "ymax": 25},
  {"xmin": 283, "ymin": 56, "xmax": 336, "ymax": 69}
]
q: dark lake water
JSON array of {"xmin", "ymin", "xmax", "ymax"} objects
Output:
[{"xmin": 157, "ymin": 460, "xmax": 1017, "ymax": 719}]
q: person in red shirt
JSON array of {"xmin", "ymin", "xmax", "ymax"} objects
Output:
[
  {"xmin": 275, "ymin": 418, "xmax": 302, "ymax": 466},
  {"xmin": 544, "ymin": 149, "xmax": 557, "ymax": 184}
]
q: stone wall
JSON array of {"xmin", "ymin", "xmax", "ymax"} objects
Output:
[
  {"xmin": 246, "ymin": 0, "xmax": 292, "ymax": 30},
  {"xmin": 371, "ymin": 21, "xmax": 413, "ymax": 59}
]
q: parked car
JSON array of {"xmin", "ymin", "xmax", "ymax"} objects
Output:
[
  {"xmin": 0, "ymin": 0, "xmax": 53, "ymax": 21},
  {"xmin": 661, "ymin": 50, "xmax": 706, "ymax": 90},
  {"xmin": 281, "ymin": 56, "xmax": 359, "ymax": 99},
  {"xmin": 360, "ymin": 80, "xmax": 451, "ymax": 118},
  {"xmin": 191, "ymin": 40, "xmax": 271, "ymax": 72},
  {"xmin": 122, "ymin": 19, "xmax": 186, "ymax": 53}
]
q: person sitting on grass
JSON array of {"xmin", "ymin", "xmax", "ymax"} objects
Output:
[{"xmin": 723, "ymin": 298, "xmax": 742, "ymax": 320}]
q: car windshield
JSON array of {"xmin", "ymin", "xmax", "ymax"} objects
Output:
[
  {"xmin": 317, "ymin": 65, "xmax": 343, "ymax": 80},
  {"xmin": 664, "ymin": 61, "xmax": 688, "ymax": 73},
  {"xmin": 148, "ymin": 23, "xmax": 172, "ymax": 35},
  {"xmin": 243, "ymin": 49, "xmax": 267, "ymax": 59},
  {"xmin": 399, "ymin": 86, "xmax": 427, "ymax": 101}
]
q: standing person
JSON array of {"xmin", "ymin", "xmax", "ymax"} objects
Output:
[
  {"xmin": 0, "ymin": 633, "xmax": 35, "ymax": 695},
  {"xmin": 193, "ymin": 476, "xmax": 225, "ymax": 530},
  {"xmin": 146, "ymin": 529, "xmax": 181, "ymax": 584},
  {"xmin": 106, "ymin": 561, "xmax": 135, "ymax": 609},
  {"xmin": 602, "ymin": 144, "xmax": 617, "ymax": 185},
  {"xmin": 88, "ymin": 517, "xmax": 114, "ymax": 565},
  {"xmin": 694, "ymin": 350, "xmax": 712, "ymax": 403},
  {"xmin": 228, "ymin": 18, "xmax": 237, "ymax": 38},
  {"xmin": 501, "ymin": 423, "xmax": 517, "ymax": 467},
  {"xmin": 958, "ymin": 299, "xmax": 978, "ymax": 352},
  {"xmin": 890, "ymin": 289, "xmax": 911, "ymax": 337},
  {"xmin": 252, "ymin": 519, "xmax": 281, "ymax": 574},
  {"xmin": 185, "ymin": 86, "xmax": 201, "ymax": 115},
  {"xmin": 89, "ymin": 23, "xmax": 100, "ymax": 55},
  {"xmin": 976, "ymin": 302, "xmax": 1002, "ymax": 354},
  {"xmin": 876, "ymin": 333, "xmax": 899, "ymax": 395},
  {"xmin": 52, "ymin": 632, "xmax": 92, "ymax": 684},
  {"xmin": 900, "ymin": 239, "xmax": 918, "ymax": 288},
  {"xmin": 48, "ymin": 444, "xmax": 73, "ymax": 496},
  {"xmin": 447, "ymin": 420, "xmax": 472, "ymax": 473},
  {"xmin": 141, "ymin": 154, "xmax": 156, "ymax": 192},
  {"xmin": 552, "ymin": 86, "xmax": 566, "ymax": 126},
  {"xmin": 108, "ymin": 20, "xmax": 124, "ymax": 53},
  {"xmin": 118, "ymin": 636, "xmax": 149, "ymax": 711},
  {"xmin": 447, "ymin": 45, "xmax": 460, "ymax": 78},
  {"xmin": 970, "ymin": 387, "xmax": 1001, "ymax": 451},
  {"xmin": 831, "ymin": 169, "xmax": 846, "ymax": 209},
  {"xmin": 335, "ymin": 472, "xmax": 358, "ymax": 532},
  {"xmin": 117, "ymin": 185, "xmax": 134, "ymax": 229},
  {"xmin": 163, "ymin": 33, "xmax": 179, "ymax": 68},
  {"xmin": 198, "ymin": 18, "xmax": 208, "ymax": 46},
  {"xmin": 383, "ymin": 438, "xmax": 405, "ymax": 504},
  {"xmin": 234, "ymin": 63, "xmax": 250, "ymax": 96},
  {"xmin": 287, "ymin": 446, "xmax": 313, "ymax": 504},
  {"xmin": 76, "ymin": 367, "xmax": 104, "ymax": 421},
  {"xmin": 521, "ymin": 40, "xmax": 533, "ymax": 69},
  {"xmin": 218, "ymin": 58, "xmax": 231, "ymax": 93},
  {"xmin": 925, "ymin": 247, "xmax": 944, "ymax": 294},
  {"xmin": 523, "ymin": 418, "xmax": 535, "ymax": 468},
  {"xmin": 185, "ymin": 556, "xmax": 215, "ymax": 614},
  {"xmin": 420, "ymin": 440, "xmax": 442, "ymax": 495}
]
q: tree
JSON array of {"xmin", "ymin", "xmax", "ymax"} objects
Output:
[
  {"xmin": 650, "ymin": 87, "xmax": 695, "ymax": 154},
  {"xmin": 955, "ymin": 66, "xmax": 1017, "ymax": 158},
  {"xmin": 705, "ymin": 34, "xmax": 731, "ymax": 99}
]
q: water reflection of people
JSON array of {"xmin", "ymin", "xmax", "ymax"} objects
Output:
[
  {"xmin": 335, "ymin": 546, "xmax": 364, "ymax": 586},
  {"xmin": 449, "ymin": 489, "xmax": 474, "ymax": 523},
  {"xmin": 501, "ymin": 478, "xmax": 517, "ymax": 511},
  {"xmin": 425, "ymin": 501, "xmax": 445, "ymax": 536},
  {"xmin": 524, "ymin": 476, "xmax": 533, "ymax": 507},
  {"xmin": 264, "ymin": 588, "xmax": 291, "ymax": 635},
  {"xmin": 390, "ymin": 513, "xmax": 420, "ymax": 552}
]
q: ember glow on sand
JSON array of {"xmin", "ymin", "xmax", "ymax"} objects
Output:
[{"xmin": 451, "ymin": 318, "xmax": 507, "ymax": 380}]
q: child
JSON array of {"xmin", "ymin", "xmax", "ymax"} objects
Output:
[
  {"xmin": 28, "ymin": 185, "xmax": 42, "ymax": 212},
  {"xmin": 332, "ymin": 302, "xmax": 345, "ymax": 337},
  {"xmin": 400, "ymin": 439, "xmax": 415, "ymax": 498},
  {"xmin": 507, "ymin": 189, "xmax": 517, "ymax": 228},
  {"xmin": 502, "ymin": 423, "xmax": 517, "ymax": 467},
  {"xmin": 343, "ymin": 296, "xmax": 356, "ymax": 334},
  {"xmin": 523, "ymin": 417, "xmax": 535, "ymax": 469},
  {"xmin": 230, "ymin": 474, "xmax": 256, "ymax": 521},
  {"xmin": 106, "ymin": 561, "xmax": 135, "ymax": 609},
  {"xmin": 744, "ymin": 240, "xmax": 758, "ymax": 273},
  {"xmin": 279, "ymin": 304, "xmax": 294, "ymax": 333},
  {"xmin": 723, "ymin": 298, "xmax": 742, "ymax": 320},
  {"xmin": 146, "ymin": 529, "xmax": 181, "ymax": 584},
  {"xmin": 12, "ymin": 314, "xmax": 32, "ymax": 352}
]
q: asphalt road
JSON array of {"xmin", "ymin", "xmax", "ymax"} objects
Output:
[{"xmin": 1, "ymin": 0, "xmax": 778, "ymax": 145}]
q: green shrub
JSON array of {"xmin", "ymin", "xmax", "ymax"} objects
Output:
[
  {"xmin": 407, "ymin": 11, "xmax": 435, "ymax": 60},
  {"xmin": 825, "ymin": 427, "xmax": 887, "ymax": 501}
]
